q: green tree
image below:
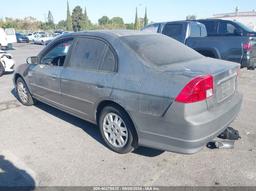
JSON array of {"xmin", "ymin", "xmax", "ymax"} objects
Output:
[
  {"xmin": 66, "ymin": 1, "xmax": 72, "ymax": 31},
  {"xmin": 134, "ymin": 7, "xmax": 139, "ymax": 30},
  {"xmin": 72, "ymin": 6, "xmax": 86, "ymax": 32},
  {"xmin": 186, "ymin": 15, "xmax": 197, "ymax": 20},
  {"xmin": 48, "ymin": 10, "xmax": 54, "ymax": 24},
  {"xmin": 125, "ymin": 23, "xmax": 134, "ymax": 30},
  {"xmin": 57, "ymin": 20, "xmax": 67, "ymax": 30},
  {"xmin": 110, "ymin": 17, "xmax": 124, "ymax": 28},
  {"xmin": 83, "ymin": 6, "xmax": 91, "ymax": 29},
  {"xmin": 144, "ymin": 8, "xmax": 148, "ymax": 27},
  {"xmin": 98, "ymin": 16, "xmax": 110, "ymax": 25}
]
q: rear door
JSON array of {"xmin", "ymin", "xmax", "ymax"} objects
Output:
[
  {"xmin": 217, "ymin": 21, "xmax": 243, "ymax": 63},
  {"xmin": 60, "ymin": 36, "xmax": 117, "ymax": 121}
]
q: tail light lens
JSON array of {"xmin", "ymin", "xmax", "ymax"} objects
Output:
[
  {"xmin": 243, "ymin": 42, "xmax": 252, "ymax": 52},
  {"xmin": 176, "ymin": 75, "xmax": 214, "ymax": 103}
]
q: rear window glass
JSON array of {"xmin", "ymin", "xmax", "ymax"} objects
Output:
[
  {"xmin": 121, "ymin": 34, "xmax": 202, "ymax": 67},
  {"xmin": 142, "ymin": 24, "xmax": 159, "ymax": 33},
  {"xmin": 200, "ymin": 21, "xmax": 218, "ymax": 36},
  {"xmin": 70, "ymin": 38, "xmax": 106, "ymax": 70},
  {"xmin": 162, "ymin": 24, "xmax": 183, "ymax": 39}
]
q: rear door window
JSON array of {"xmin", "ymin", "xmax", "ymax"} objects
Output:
[
  {"xmin": 190, "ymin": 24, "xmax": 201, "ymax": 37},
  {"xmin": 69, "ymin": 38, "xmax": 106, "ymax": 70},
  {"xmin": 200, "ymin": 21, "xmax": 218, "ymax": 36},
  {"xmin": 162, "ymin": 24, "xmax": 183, "ymax": 40}
]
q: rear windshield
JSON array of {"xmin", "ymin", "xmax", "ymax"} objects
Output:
[{"xmin": 121, "ymin": 34, "xmax": 202, "ymax": 67}]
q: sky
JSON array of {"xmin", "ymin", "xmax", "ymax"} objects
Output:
[{"xmin": 0, "ymin": 0, "xmax": 256, "ymax": 24}]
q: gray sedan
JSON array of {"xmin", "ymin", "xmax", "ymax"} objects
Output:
[{"xmin": 13, "ymin": 31, "xmax": 242, "ymax": 154}]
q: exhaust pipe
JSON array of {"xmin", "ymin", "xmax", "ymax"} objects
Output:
[{"xmin": 207, "ymin": 140, "xmax": 235, "ymax": 149}]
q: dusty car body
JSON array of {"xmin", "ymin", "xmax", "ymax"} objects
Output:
[
  {"xmin": 0, "ymin": 50, "xmax": 15, "ymax": 76},
  {"xmin": 13, "ymin": 31, "xmax": 242, "ymax": 154}
]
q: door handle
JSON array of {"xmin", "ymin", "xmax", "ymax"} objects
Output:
[{"xmin": 96, "ymin": 85, "xmax": 104, "ymax": 89}]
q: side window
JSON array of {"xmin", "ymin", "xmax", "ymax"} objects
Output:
[
  {"xmin": 100, "ymin": 47, "xmax": 116, "ymax": 72},
  {"xmin": 70, "ymin": 38, "xmax": 106, "ymax": 70},
  {"xmin": 162, "ymin": 24, "xmax": 183, "ymax": 39},
  {"xmin": 41, "ymin": 39, "xmax": 73, "ymax": 66},
  {"xmin": 142, "ymin": 24, "xmax": 159, "ymax": 33},
  {"xmin": 190, "ymin": 24, "xmax": 201, "ymax": 37},
  {"xmin": 201, "ymin": 21, "xmax": 218, "ymax": 36},
  {"xmin": 219, "ymin": 22, "xmax": 237, "ymax": 35}
]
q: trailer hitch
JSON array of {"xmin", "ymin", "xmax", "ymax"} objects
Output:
[{"xmin": 207, "ymin": 127, "xmax": 241, "ymax": 149}]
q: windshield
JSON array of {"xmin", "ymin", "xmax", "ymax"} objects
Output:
[
  {"xmin": 235, "ymin": 21, "xmax": 254, "ymax": 32},
  {"xmin": 121, "ymin": 34, "xmax": 202, "ymax": 67}
]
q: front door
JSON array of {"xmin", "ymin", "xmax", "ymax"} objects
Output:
[{"xmin": 29, "ymin": 38, "xmax": 73, "ymax": 104}]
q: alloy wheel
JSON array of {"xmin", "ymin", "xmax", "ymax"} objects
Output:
[{"xmin": 103, "ymin": 113, "xmax": 129, "ymax": 148}]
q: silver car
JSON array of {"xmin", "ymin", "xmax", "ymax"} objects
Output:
[{"xmin": 14, "ymin": 31, "xmax": 242, "ymax": 154}]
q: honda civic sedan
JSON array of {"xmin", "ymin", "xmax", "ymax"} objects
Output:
[{"xmin": 13, "ymin": 31, "xmax": 242, "ymax": 154}]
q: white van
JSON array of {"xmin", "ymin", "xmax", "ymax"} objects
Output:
[
  {"xmin": 5, "ymin": 28, "xmax": 17, "ymax": 43},
  {"xmin": 0, "ymin": 28, "xmax": 8, "ymax": 49}
]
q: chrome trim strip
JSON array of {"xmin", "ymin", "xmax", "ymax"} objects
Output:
[
  {"xmin": 61, "ymin": 92, "xmax": 94, "ymax": 104},
  {"xmin": 33, "ymin": 93, "xmax": 89, "ymax": 116},
  {"xmin": 217, "ymin": 72, "xmax": 237, "ymax": 85},
  {"xmin": 30, "ymin": 83, "xmax": 94, "ymax": 104},
  {"xmin": 30, "ymin": 83, "xmax": 60, "ymax": 94}
]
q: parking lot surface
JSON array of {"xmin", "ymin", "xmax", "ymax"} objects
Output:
[{"xmin": 0, "ymin": 43, "xmax": 256, "ymax": 187}]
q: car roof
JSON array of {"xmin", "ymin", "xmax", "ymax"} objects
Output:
[
  {"xmin": 197, "ymin": 19, "xmax": 225, "ymax": 21},
  {"xmin": 64, "ymin": 30, "xmax": 152, "ymax": 39},
  {"xmin": 146, "ymin": 20, "xmax": 203, "ymax": 26}
]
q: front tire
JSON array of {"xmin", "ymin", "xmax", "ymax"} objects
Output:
[
  {"xmin": 16, "ymin": 77, "xmax": 35, "ymax": 106},
  {"xmin": 99, "ymin": 106, "xmax": 137, "ymax": 154},
  {"xmin": 0, "ymin": 62, "xmax": 4, "ymax": 77}
]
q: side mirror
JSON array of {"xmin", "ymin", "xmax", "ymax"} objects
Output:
[{"xmin": 26, "ymin": 56, "xmax": 38, "ymax": 65}]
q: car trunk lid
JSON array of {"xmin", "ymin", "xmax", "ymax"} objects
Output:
[{"xmin": 160, "ymin": 57, "xmax": 240, "ymax": 108}]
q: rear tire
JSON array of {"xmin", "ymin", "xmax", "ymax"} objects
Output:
[
  {"xmin": 99, "ymin": 106, "xmax": 138, "ymax": 154},
  {"xmin": 16, "ymin": 77, "xmax": 35, "ymax": 106},
  {"xmin": 0, "ymin": 62, "xmax": 4, "ymax": 77}
]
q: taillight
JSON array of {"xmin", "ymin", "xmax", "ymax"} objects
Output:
[
  {"xmin": 176, "ymin": 75, "xmax": 214, "ymax": 103},
  {"xmin": 243, "ymin": 42, "xmax": 252, "ymax": 52}
]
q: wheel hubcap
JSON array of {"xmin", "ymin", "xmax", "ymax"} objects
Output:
[
  {"xmin": 17, "ymin": 81, "xmax": 28, "ymax": 103},
  {"xmin": 103, "ymin": 113, "xmax": 128, "ymax": 148}
]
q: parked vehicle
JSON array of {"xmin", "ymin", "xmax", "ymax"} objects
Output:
[
  {"xmin": 27, "ymin": 33, "xmax": 37, "ymax": 42},
  {"xmin": 197, "ymin": 19, "xmax": 256, "ymax": 69},
  {"xmin": 14, "ymin": 31, "xmax": 242, "ymax": 154},
  {"xmin": 16, "ymin": 33, "xmax": 29, "ymax": 43},
  {"xmin": 0, "ymin": 28, "xmax": 8, "ymax": 49},
  {"xmin": 5, "ymin": 28, "xmax": 17, "ymax": 43},
  {"xmin": 33, "ymin": 33, "xmax": 54, "ymax": 45},
  {"xmin": 142, "ymin": 19, "xmax": 256, "ymax": 70},
  {"xmin": 0, "ymin": 50, "xmax": 15, "ymax": 76}
]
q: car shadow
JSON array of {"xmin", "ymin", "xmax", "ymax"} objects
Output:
[
  {"xmin": 0, "ymin": 155, "xmax": 35, "ymax": 190},
  {"xmin": 11, "ymin": 88, "xmax": 165, "ymax": 157}
]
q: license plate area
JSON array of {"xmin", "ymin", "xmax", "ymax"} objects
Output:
[{"xmin": 216, "ymin": 76, "xmax": 236, "ymax": 103}]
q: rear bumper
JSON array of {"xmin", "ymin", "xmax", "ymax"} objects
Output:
[{"xmin": 131, "ymin": 92, "xmax": 243, "ymax": 154}]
